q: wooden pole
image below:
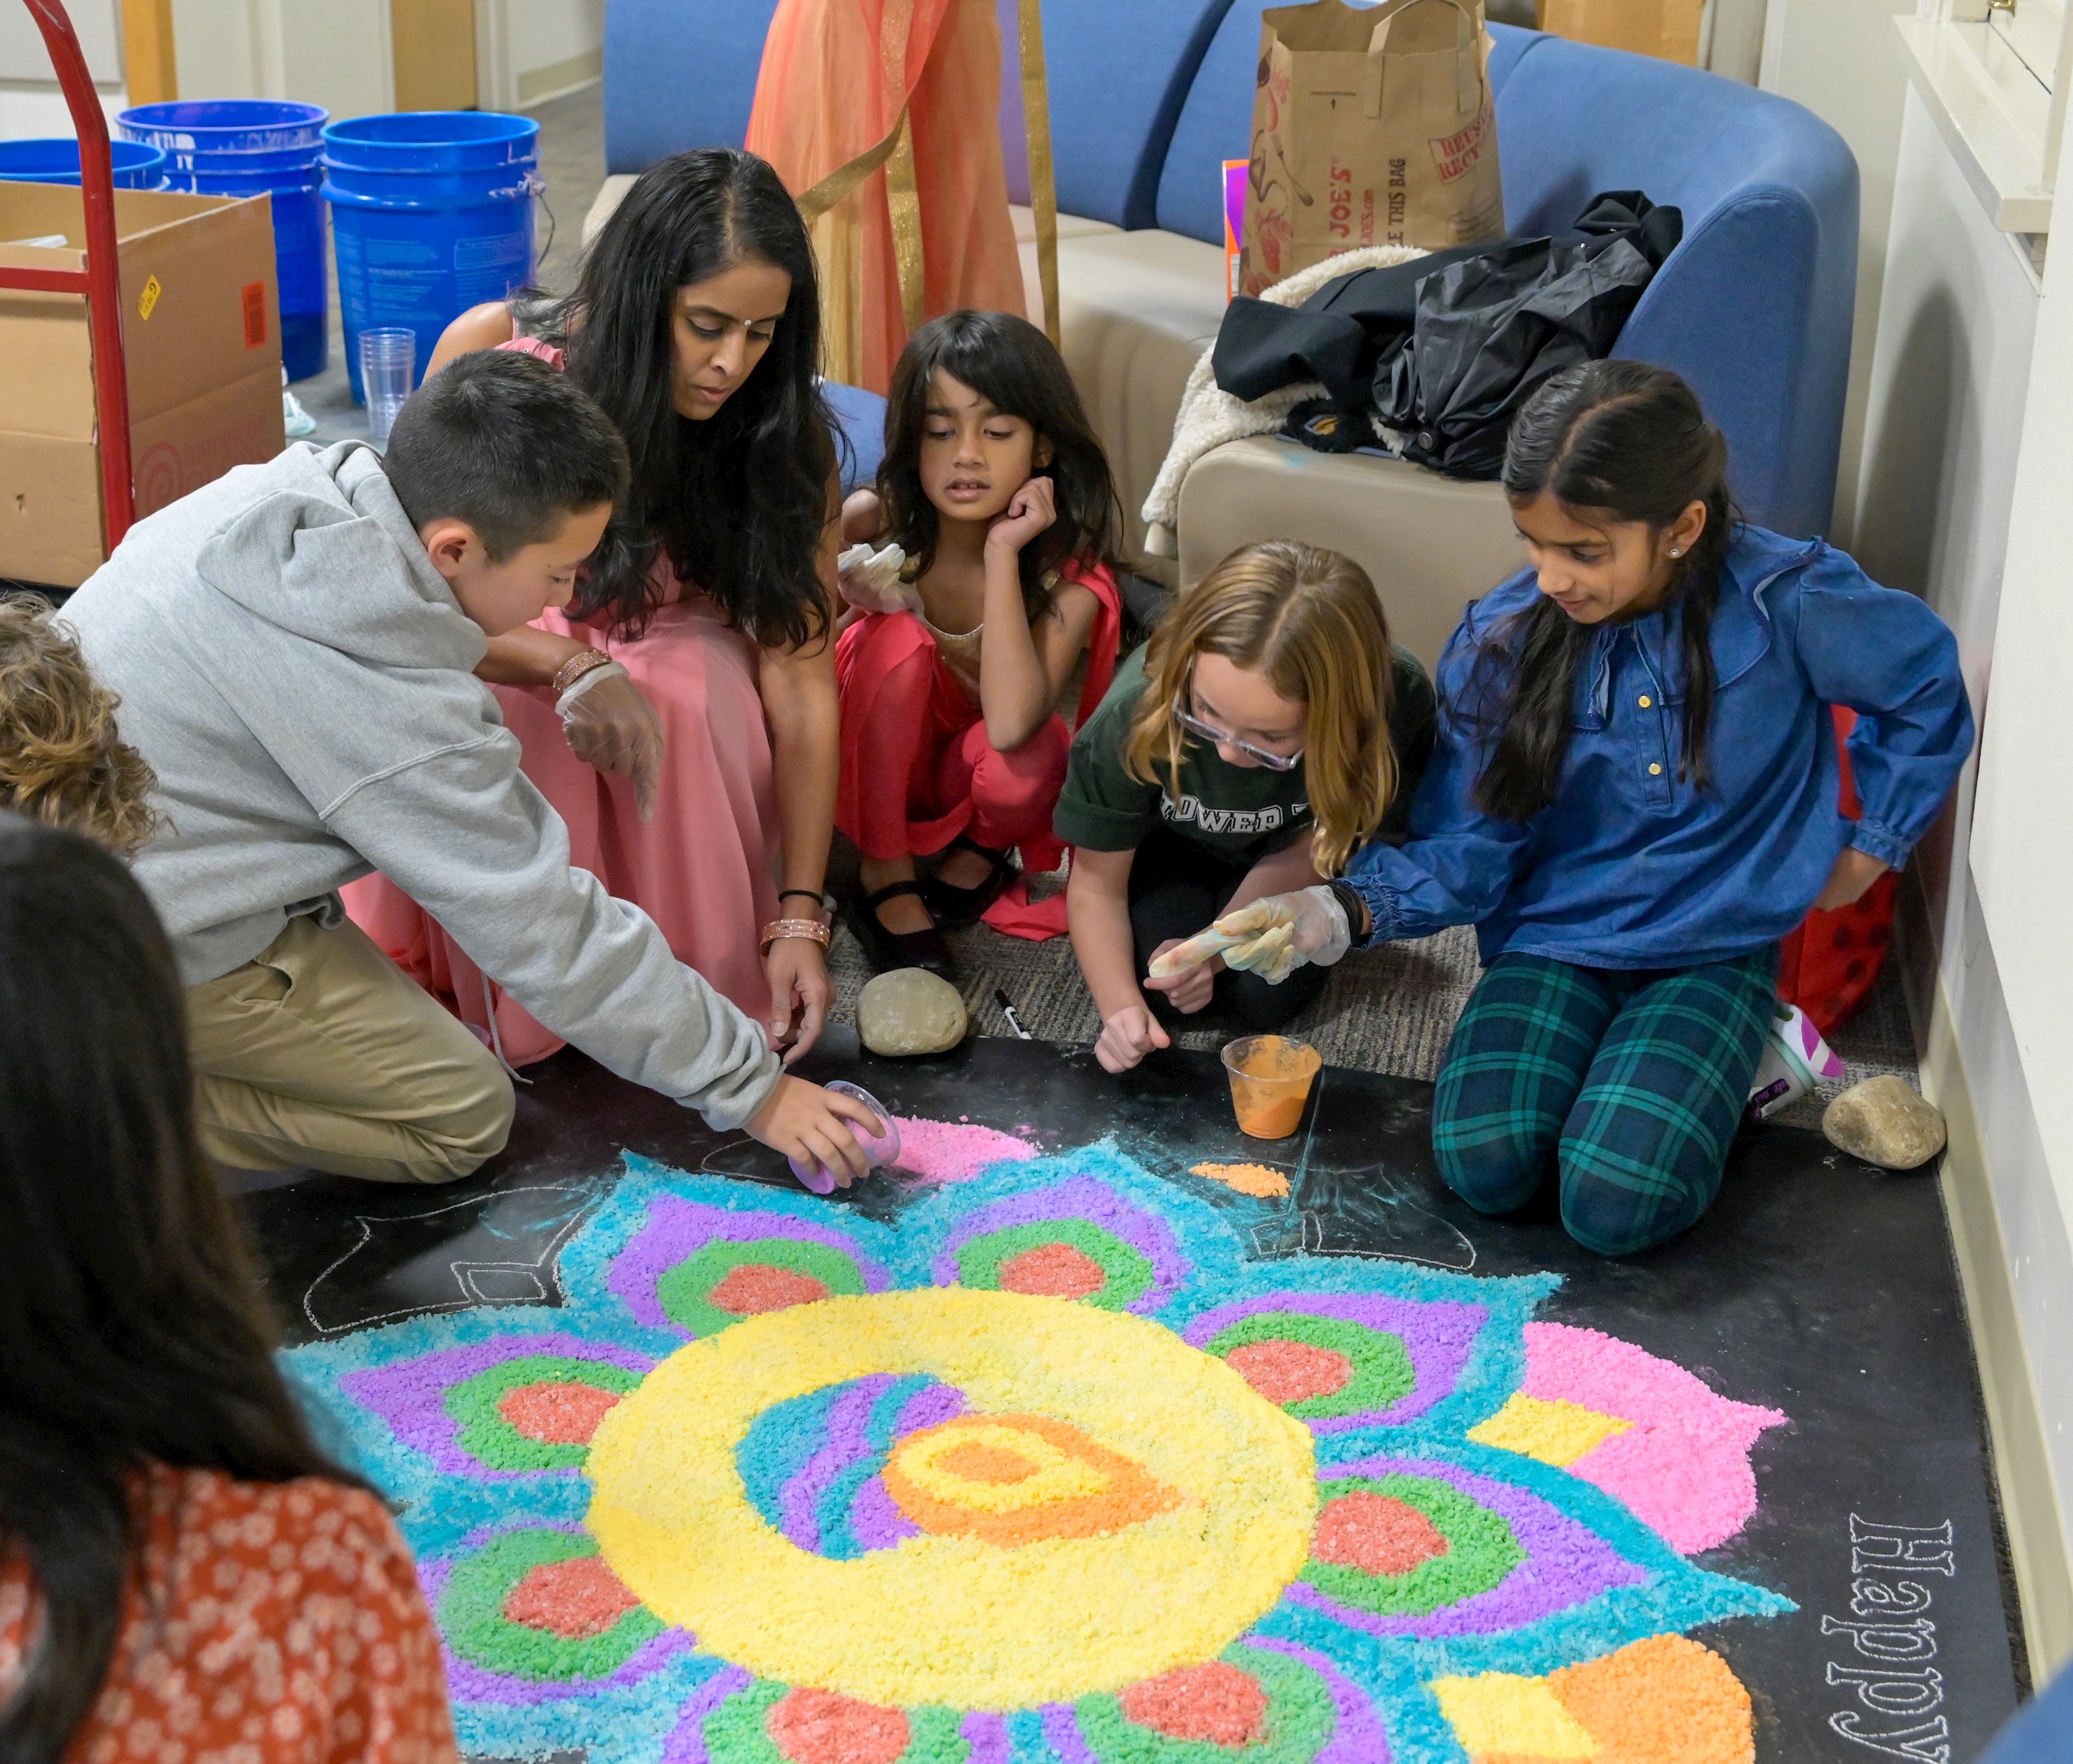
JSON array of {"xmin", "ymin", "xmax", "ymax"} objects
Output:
[{"xmin": 120, "ymin": 0, "xmax": 177, "ymax": 105}]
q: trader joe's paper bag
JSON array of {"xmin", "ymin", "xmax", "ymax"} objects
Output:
[{"xmin": 1242, "ymin": 0, "xmax": 1504, "ymax": 296}]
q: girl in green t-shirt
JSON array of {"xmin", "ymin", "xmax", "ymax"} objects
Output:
[{"xmin": 1055, "ymin": 541, "xmax": 1435, "ymax": 1073}]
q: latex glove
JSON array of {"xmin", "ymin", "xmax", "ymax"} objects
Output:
[
  {"xmin": 559, "ymin": 661, "xmax": 664, "ymax": 821},
  {"xmin": 1146, "ymin": 925, "xmax": 1245, "ymax": 979},
  {"xmin": 1094, "ymin": 1004, "xmax": 1170, "ymax": 1074},
  {"xmin": 1213, "ymin": 885, "xmax": 1352, "ymax": 984},
  {"xmin": 1143, "ymin": 938, "xmax": 1217, "ymax": 1014},
  {"xmin": 836, "ymin": 541, "xmax": 918, "ymax": 615}
]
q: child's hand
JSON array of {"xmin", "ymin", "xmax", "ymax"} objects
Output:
[
  {"xmin": 1144, "ymin": 939, "xmax": 1219, "ymax": 1014},
  {"xmin": 1095, "ymin": 1003, "xmax": 1171, "ymax": 1074},
  {"xmin": 985, "ymin": 476, "xmax": 1056, "ymax": 557},
  {"xmin": 1811, "ymin": 846, "xmax": 1888, "ymax": 912},
  {"xmin": 746, "ymin": 1074, "xmax": 883, "ymax": 1186},
  {"xmin": 1214, "ymin": 886, "xmax": 1352, "ymax": 983}
]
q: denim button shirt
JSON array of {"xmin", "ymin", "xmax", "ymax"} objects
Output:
[{"xmin": 1346, "ymin": 524, "xmax": 1975, "ymax": 969}]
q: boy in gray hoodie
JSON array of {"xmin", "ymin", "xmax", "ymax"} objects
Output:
[{"xmin": 65, "ymin": 350, "xmax": 878, "ymax": 1185}]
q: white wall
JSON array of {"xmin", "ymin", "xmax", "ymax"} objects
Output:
[
  {"xmin": 170, "ymin": 0, "xmax": 393, "ymax": 119},
  {"xmin": 1856, "ymin": 86, "xmax": 2073, "ymax": 1673},
  {"xmin": 0, "ymin": 0, "xmax": 124, "ymax": 140},
  {"xmin": 476, "ymin": 0, "xmax": 604, "ymax": 111},
  {"xmin": 1759, "ymin": 0, "xmax": 1918, "ymax": 543}
]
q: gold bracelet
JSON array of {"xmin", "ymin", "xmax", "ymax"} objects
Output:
[
  {"xmin": 761, "ymin": 917, "xmax": 832, "ymax": 955},
  {"xmin": 551, "ymin": 647, "xmax": 614, "ymax": 697}
]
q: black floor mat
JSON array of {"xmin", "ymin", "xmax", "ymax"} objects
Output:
[{"xmin": 240, "ymin": 1032, "xmax": 2025, "ymax": 1761}]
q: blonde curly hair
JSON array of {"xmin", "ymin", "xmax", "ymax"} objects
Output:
[{"xmin": 0, "ymin": 595, "xmax": 158, "ymax": 856}]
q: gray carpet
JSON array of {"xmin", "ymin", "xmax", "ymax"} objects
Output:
[{"xmin": 825, "ymin": 862, "xmax": 1922, "ymax": 1133}]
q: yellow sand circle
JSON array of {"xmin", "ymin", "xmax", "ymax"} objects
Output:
[{"xmin": 584, "ymin": 1287, "xmax": 1317, "ymax": 1710}]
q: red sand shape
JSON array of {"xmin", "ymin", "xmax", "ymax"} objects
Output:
[
  {"xmin": 503, "ymin": 1555, "xmax": 642, "ymax": 1639},
  {"xmin": 709, "ymin": 1264, "xmax": 831, "ymax": 1315},
  {"xmin": 997, "ymin": 1242, "xmax": 1107, "ymax": 1300},
  {"xmin": 1312, "ymin": 1491, "xmax": 1450, "ymax": 1577},
  {"xmin": 1120, "ymin": 1662, "xmax": 1269, "ymax": 1746},
  {"xmin": 1224, "ymin": 1339, "xmax": 1352, "ymax": 1405},
  {"xmin": 497, "ymin": 1380, "xmax": 623, "ymax": 1446},
  {"xmin": 766, "ymin": 1688, "xmax": 912, "ymax": 1764}
]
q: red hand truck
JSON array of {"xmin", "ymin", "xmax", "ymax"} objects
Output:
[{"xmin": 1, "ymin": 0, "xmax": 136, "ymax": 553}]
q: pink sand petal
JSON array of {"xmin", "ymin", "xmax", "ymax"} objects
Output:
[{"xmin": 1520, "ymin": 1322, "xmax": 1788, "ymax": 1555}]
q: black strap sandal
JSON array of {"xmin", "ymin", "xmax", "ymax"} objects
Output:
[
  {"xmin": 843, "ymin": 877, "xmax": 958, "ymax": 980},
  {"xmin": 920, "ymin": 835, "xmax": 1020, "ymax": 929}
]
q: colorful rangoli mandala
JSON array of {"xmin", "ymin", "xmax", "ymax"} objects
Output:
[{"xmin": 288, "ymin": 1144, "xmax": 1794, "ymax": 1763}]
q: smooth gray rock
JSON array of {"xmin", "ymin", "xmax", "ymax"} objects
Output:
[
  {"xmin": 857, "ymin": 968, "xmax": 967, "ymax": 1056},
  {"xmin": 1823, "ymin": 1075, "xmax": 1947, "ymax": 1170}
]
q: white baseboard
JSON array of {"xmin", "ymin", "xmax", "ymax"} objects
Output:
[{"xmin": 1917, "ymin": 964, "xmax": 2073, "ymax": 1682}]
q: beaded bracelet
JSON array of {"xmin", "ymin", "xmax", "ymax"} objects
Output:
[
  {"xmin": 550, "ymin": 647, "xmax": 615, "ymax": 697},
  {"xmin": 761, "ymin": 917, "xmax": 832, "ymax": 955}
]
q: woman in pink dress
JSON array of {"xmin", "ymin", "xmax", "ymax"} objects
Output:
[{"xmin": 346, "ymin": 150, "xmax": 842, "ymax": 1064}]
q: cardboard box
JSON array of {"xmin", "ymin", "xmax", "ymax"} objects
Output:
[{"xmin": 0, "ymin": 182, "xmax": 286, "ymax": 587}]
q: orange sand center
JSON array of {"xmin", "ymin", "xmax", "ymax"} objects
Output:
[
  {"xmin": 497, "ymin": 1381, "xmax": 622, "ymax": 1446},
  {"xmin": 997, "ymin": 1242, "xmax": 1108, "ymax": 1299},
  {"xmin": 1313, "ymin": 1491, "xmax": 1450, "ymax": 1576},
  {"xmin": 765, "ymin": 1687, "xmax": 911, "ymax": 1764},
  {"xmin": 1224, "ymin": 1340, "xmax": 1353, "ymax": 1405},
  {"xmin": 709, "ymin": 1264, "xmax": 831, "ymax": 1315},
  {"xmin": 503, "ymin": 1555, "xmax": 642, "ymax": 1638},
  {"xmin": 1120, "ymin": 1661, "xmax": 1269, "ymax": 1745}
]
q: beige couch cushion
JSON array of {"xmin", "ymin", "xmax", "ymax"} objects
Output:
[
  {"xmin": 1177, "ymin": 436, "xmax": 1525, "ymax": 673},
  {"xmin": 1048, "ymin": 227, "xmax": 1227, "ymax": 570}
]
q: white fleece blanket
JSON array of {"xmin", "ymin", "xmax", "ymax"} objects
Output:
[{"xmin": 1140, "ymin": 244, "xmax": 1429, "ymax": 559}]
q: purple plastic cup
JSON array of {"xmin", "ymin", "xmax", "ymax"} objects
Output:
[{"xmin": 787, "ymin": 1080, "xmax": 900, "ymax": 1194}]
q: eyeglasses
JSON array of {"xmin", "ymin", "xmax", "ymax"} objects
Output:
[{"xmin": 1171, "ymin": 694, "xmax": 1305, "ymax": 771}]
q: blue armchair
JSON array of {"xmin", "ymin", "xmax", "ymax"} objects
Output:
[{"xmin": 1157, "ymin": 14, "xmax": 1860, "ymax": 538}]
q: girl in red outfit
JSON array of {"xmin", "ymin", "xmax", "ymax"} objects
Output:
[
  {"xmin": 0, "ymin": 816, "xmax": 453, "ymax": 1764},
  {"xmin": 837, "ymin": 310, "xmax": 1123, "ymax": 976}
]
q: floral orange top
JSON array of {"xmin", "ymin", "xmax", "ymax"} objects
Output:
[{"xmin": 0, "ymin": 1465, "xmax": 455, "ymax": 1764}]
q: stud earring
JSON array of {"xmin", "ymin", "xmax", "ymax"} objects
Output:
[{"xmin": 1669, "ymin": 547, "xmax": 1683, "ymax": 557}]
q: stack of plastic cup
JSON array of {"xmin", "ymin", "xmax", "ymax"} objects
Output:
[
  {"xmin": 359, "ymin": 328, "xmax": 416, "ymax": 445},
  {"xmin": 787, "ymin": 1080, "xmax": 901, "ymax": 1194}
]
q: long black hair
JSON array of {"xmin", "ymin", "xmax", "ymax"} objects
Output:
[
  {"xmin": 0, "ymin": 817, "xmax": 363, "ymax": 1764},
  {"xmin": 530, "ymin": 148, "xmax": 836, "ymax": 648},
  {"xmin": 1472, "ymin": 360, "xmax": 1736, "ymax": 821},
  {"xmin": 876, "ymin": 309, "xmax": 1120, "ymax": 624}
]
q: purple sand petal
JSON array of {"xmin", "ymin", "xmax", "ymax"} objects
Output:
[
  {"xmin": 442, "ymin": 1629, "xmax": 694, "ymax": 1707},
  {"xmin": 848, "ymin": 1472, "xmax": 919, "ymax": 1551},
  {"xmin": 1183, "ymin": 1293, "xmax": 1487, "ymax": 1429},
  {"xmin": 780, "ymin": 1375, "xmax": 895, "ymax": 1550},
  {"xmin": 339, "ymin": 1334, "xmax": 653, "ymax": 1479},
  {"xmin": 962, "ymin": 1711, "xmax": 1012, "ymax": 1761},
  {"xmin": 931, "ymin": 1176, "xmax": 1190, "ymax": 1310},
  {"xmin": 1290, "ymin": 1454, "xmax": 1647, "ymax": 1637},
  {"xmin": 1246, "ymin": 1635, "xmax": 1393, "ymax": 1764},
  {"xmin": 609, "ymin": 1196, "xmax": 891, "ymax": 1331},
  {"xmin": 1043, "ymin": 1705, "xmax": 1098, "ymax": 1764},
  {"xmin": 661, "ymin": 1665, "xmax": 754, "ymax": 1764},
  {"xmin": 896, "ymin": 1381, "xmax": 966, "ymax": 1433}
]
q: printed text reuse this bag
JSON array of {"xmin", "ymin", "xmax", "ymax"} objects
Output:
[{"xmin": 1242, "ymin": 0, "xmax": 1505, "ymax": 296}]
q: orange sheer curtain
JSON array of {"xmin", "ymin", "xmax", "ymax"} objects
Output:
[{"xmin": 748, "ymin": 0, "xmax": 1026, "ymax": 393}]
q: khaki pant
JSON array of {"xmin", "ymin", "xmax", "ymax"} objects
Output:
[{"xmin": 186, "ymin": 916, "xmax": 516, "ymax": 1184}]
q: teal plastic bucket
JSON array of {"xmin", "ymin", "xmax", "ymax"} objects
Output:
[
  {"xmin": 119, "ymin": 101, "xmax": 330, "ymax": 380},
  {"xmin": 321, "ymin": 112, "xmax": 541, "ymax": 404},
  {"xmin": 0, "ymin": 138, "xmax": 166, "ymax": 190}
]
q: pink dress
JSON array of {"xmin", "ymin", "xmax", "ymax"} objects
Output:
[{"xmin": 344, "ymin": 341, "xmax": 780, "ymax": 1064}]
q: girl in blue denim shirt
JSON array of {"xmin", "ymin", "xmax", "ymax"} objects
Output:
[{"xmin": 1198, "ymin": 360, "xmax": 1973, "ymax": 1255}]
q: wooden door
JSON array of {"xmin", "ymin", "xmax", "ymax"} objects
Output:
[{"xmin": 392, "ymin": 0, "xmax": 478, "ymax": 111}]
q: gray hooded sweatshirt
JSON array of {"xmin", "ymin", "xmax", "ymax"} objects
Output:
[{"xmin": 64, "ymin": 440, "xmax": 782, "ymax": 1130}]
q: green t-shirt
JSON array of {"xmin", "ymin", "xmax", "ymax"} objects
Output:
[{"xmin": 1053, "ymin": 643, "xmax": 1437, "ymax": 866}]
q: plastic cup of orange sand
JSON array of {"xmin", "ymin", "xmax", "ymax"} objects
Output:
[{"xmin": 1221, "ymin": 1035, "xmax": 1322, "ymax": 1139}]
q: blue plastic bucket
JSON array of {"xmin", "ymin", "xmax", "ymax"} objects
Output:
[
  {"xmin": 321, "ymin": 112, "xmax": 540, "ymax": 404},
  {"xmin": 119, "ymin": 101, "xmax": 330, "ymax": 381},
  {"xmin": 0, "ymin": 138, "xmax": 167, "ymax": 190}
]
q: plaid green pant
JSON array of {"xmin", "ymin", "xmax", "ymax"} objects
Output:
[{"xmin": 1433, "ymin": 949, "xmax": 1775, "ymax": 1255}]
